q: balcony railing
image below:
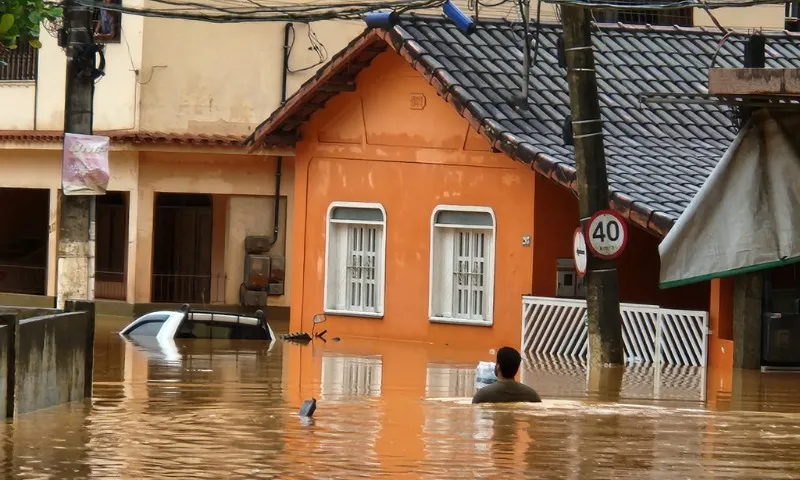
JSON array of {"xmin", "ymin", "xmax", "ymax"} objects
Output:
[
  {"xmin": 0, "ymin": 264, "xmax": 46, "ymax": 295},
  {"xmin": 151, "ymin": 273, "xmax": 225, "ymax": 304},
  {"xmin": 95, "ymin": 271, "xmax": 126, "ymax": 301},
  {"xmin": 0, "ymin": 43, "xmax": 38, "ymax": 82}
]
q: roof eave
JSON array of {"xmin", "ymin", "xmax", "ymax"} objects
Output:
[{"xmin": 245, "ymin": 29, "xmax": 384, "ymax": 152}]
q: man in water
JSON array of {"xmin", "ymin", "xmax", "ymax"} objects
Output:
[{"xmin": 472, "ymin": 346, "xmax": 542, "ymax": 404}]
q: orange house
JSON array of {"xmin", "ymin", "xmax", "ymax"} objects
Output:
[{"xmin": 247, "ymin": 17, "xmax": 740, "ymax": 368}]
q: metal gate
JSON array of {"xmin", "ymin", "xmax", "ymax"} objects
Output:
[{"xmin": 521, "ymin": 296, "xmax": 709, "ymax": 367}]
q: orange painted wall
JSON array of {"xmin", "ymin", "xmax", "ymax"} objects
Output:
[
  {"xmin": 289, "ymin": 52, "xmax": 534, "ymax": 349},
  {"xmin": 530, "ymin": 174, "xmax": 709, "ymax": 309},
  {"xmin": 288, "ymin": 49, "xmax": 710, "ymax": 350}
]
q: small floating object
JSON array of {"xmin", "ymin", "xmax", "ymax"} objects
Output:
[
  {"xmin": 299, "ymin": 398, "xmax": 317, "ymax": 418},
  {"xmin": 281, "ymin": 332, "xmax": 312, "ymax": 343},
  {"xmin": 475, "ymin": 361, "xmax": 497, "ymax": 389}
]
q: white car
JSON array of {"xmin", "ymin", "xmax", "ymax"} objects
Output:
[{"xmin": 120, "ymin": 304, "xmax": 275, "ymax": 344}]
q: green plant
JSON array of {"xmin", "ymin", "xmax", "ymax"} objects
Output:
[{"xmin": 0, "ymin": 0, "xmax": 63, "ymax": 52}]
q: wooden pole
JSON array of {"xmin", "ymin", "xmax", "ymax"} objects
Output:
[{"xmin": 561, "ymin": 5, "xmax": 624, "ymax": 366}]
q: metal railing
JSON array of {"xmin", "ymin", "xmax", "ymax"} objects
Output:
[
  {"xmin": 0, "ymin": 264, "xmax": 46, "ymax": 295},
  {"xmin": 151, "ymin": 274, "xmax": 225, "ymax": 304},
  {"xmin": 95, "ymin": 271, "xmax": 126, "ymax": 300},
  {"xmin": 521, "ymin": 296, "xmax": 709, "ymax": 367},
  {"xmin": 0, "ymin": 44, "xmax": 38, "ymax": 82}
]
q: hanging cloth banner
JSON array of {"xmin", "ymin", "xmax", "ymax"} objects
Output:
[
  {"xmin": 659, "ymin": 110, "xmax": 800, "ymax": 288},
  {"xmin": 62, "ymin": 133, "xmax": 111, "ymax": 196}
]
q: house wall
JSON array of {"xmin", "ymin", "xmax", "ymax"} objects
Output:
[
  {"xmin": 137, "ymin": 20, "xmax": 365, "ymax": 135},
  {"xmin": 531, "ymin": 174, "xmax": 709, "ymax": 309},
  {"xmin": 290, "ymin": 53, "xmax": 535, "ymax": 349},
  {"xmin": 0, "ymin": 0, "xmax": 145, "ymax": 131},
  {"xmin": 290, "ymin": 50, "xmax": 711, "ymax": 349},
  {"xmin": 0, "ymin": 2, "xmax": 785, "ymax": 132},
  {"xmin": 0, "ymin": 147, "xmax": 292, "ymax": 308}
]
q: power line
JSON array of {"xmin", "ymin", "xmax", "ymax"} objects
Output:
[{"xmin": 55, "ymin": 0, "xmax": 453, "ymax": 23}]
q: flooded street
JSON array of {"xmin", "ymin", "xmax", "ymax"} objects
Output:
[{"xmin": 2, "ymin": 316, "xmax": 800, "ymax": 479}]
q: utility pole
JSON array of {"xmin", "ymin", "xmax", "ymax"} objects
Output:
[
  {"xmin": 57, "ymin": 0, "xmax": 97, "ymax": 309},
  {"xmin": 561, "ymin": 5, "xmax": 624, "ymax": 366}
]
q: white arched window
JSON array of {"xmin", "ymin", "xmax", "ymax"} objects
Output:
[
  {"xmin": 428, "ymin": 205, "xmax": 496, "ymax": 326},
  {"xmin": 324, "ymin": 202, "xmax": 386, "ymax": 317}
]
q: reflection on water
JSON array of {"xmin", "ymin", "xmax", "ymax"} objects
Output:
[{"xmin": 2, "ymin": 315, "xmax": 800, "ymax": 478}]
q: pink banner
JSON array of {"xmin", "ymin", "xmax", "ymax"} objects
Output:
[{"xmin": 62, "ymin": 133, "xmax": 110, "ymax": 196}]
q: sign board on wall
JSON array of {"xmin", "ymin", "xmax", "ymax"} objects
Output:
[{"xmin": 62, "ymin": 133, "xmax": 110, "ymax": 196}]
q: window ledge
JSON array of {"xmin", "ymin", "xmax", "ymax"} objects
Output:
[
  {"xmin": 0, "ymin": 81, "xmax": 35, "ymax": 87},
  {"xmin": 430, "ymin": 316, "xmax": 493, "ymax": 327},
  {"xmin": 324, "ymin": 309, "xmax": 384, "ymax": 319}
]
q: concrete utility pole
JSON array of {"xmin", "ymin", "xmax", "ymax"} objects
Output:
[
  {"xmin": 561, "ymin": 6, "xmax": 624, "ymax": 366},
  {"xmin": 57, "ymin": 0, "xmax": 97, "ymax": 309}
]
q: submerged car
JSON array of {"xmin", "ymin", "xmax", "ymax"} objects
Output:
[{"xmin": 120, "ymin": 304, "xmax": 275, "ymax": 343}]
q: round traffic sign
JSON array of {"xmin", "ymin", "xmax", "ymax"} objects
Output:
[
  {"xmin": 586, "ymin": 210, "xmax": 628, "ymax": 260},
  {"xmin": 573, "ymin": 227, "xmax": 587, "ymax": 278}
]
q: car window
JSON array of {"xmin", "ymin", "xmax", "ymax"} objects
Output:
[
  {"xmin": 175, "ymin": 320, "xmax": 268, "ymax": 340},
  {"xmin": 127, "ymin": 320, "xmax": 165, "ymax": 337}
]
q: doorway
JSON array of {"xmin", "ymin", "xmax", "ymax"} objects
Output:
[
  {"xmin": 151, "ymin": 193, "xmax": 213, "ymax": 303},
  {"xmin": 0, "ymin": 188, "xmax": 48, "ymax": 295},
  {"xmin": 95, "ymin": 192, "xmax": 128, "ymax": 300}
]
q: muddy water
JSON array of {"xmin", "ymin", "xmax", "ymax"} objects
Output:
[{"xmin": 2, "ymin": 316, "xmax": 800, "ymax": 479}]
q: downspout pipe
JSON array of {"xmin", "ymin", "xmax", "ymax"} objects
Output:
[{"xmin": 268, "ymin": 22, "xmax": 291, "ymax": 249}]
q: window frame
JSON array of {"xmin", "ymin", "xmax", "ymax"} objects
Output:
[
  {"xmin": 428, "ymin": 205, "xmax": 497, "ymax": 327},
  {"xmin": 323, "ymin": 201, "xmax": 387, "ymax": 318},
  {"xmin": 93, "ymin": 0, "xmax": 123, "ymax": 44}
]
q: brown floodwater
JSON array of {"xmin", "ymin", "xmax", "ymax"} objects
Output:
[{"xmin": 2, "ymin": 315, "xmax": 800, "ymax": 479}]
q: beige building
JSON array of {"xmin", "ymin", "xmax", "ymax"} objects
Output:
[
  {"xmin": 0, "ymin": 1, "xmax": 365, "ymax": 313},
  {"xmin": 0, "ymin": 0, "xmax": 789, "ymax": 313}
]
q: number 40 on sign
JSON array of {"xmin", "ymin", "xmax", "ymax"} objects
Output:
[{"xmin": 586, "ymin": 209, "xmax": 628, "ymax": 260}]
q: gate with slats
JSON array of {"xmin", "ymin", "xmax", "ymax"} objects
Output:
[{"xmin": 521, "ymin": 296, "xmax": 709, "ymax": 367}]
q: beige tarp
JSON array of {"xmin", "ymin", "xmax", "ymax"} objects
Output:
[{"xmin": 659, "ymin": 110, "xmax": 800, "ymax": 288}]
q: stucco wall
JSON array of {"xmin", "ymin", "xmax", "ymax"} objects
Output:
[
  {"xmin": 290, "ymin": 52, "xmax": 535, "ymax": 348},
  {"xmin": 289, "ymin": 49, "xmax": 711, "ymax": 348},
  {"xmin": 0, "ymin": 2, "xmax": 785, "ymax": 132},
  {"xmin": 224, "ymin": 195, "xmax": 288, "ymax": 304},
  {"xmin": 133, "ymin": 152, "xmax": 293, "ymax": 306},
  {"xmin": 0, "ymin": 148, "xmax": 293, "ymax": 307},
  {"xmin": 137, "ymin": 20, "xmax": 365, "ymax": 135},
  {"xmin": 0, "ymin": 0, "xmax": 145, "ymax": 131}
]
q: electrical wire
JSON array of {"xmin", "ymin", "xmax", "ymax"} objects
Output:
[
  {"xmin": 54, "ymin": 0, "xmax": 451, "ymax": 24},
  {"xmin": 286, "ymin": 22, "xmax": 329, "ymax": 74}
]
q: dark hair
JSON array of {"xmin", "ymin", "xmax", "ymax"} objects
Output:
[{"xmin": 496, "ymin": 346, "xmax": 522, "ymax": 379}]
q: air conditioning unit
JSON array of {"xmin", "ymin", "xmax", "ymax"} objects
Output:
[{"xmin": 555, "ymin": 258, "xmax": 585, "ymax": 298}]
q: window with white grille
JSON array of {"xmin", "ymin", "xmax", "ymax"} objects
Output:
[
  {"xmin": 429, "ymin": 206, "xmax": 495, "ymax": 325},
  {"xmin": 324, "ymin": 202, "xmax": 386, "ymax": 316}
]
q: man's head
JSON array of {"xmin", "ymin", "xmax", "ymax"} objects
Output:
[{"xmin": 494, "ymin": 346, "xmax": 522, "ymax": 380}]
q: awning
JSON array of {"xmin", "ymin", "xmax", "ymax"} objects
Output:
[{"xmin": 659, "ymin": 110, "xmax": 800, "ymax": 288}]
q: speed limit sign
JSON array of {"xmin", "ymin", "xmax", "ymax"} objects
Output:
[{"xmin": 586, "ymin": 209, "xmax": 628, "ymax": 260}]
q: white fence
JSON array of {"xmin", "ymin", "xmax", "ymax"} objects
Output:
[{"xmin": 521, "ymin": 296, "xmax": 709, "ymax": 367}]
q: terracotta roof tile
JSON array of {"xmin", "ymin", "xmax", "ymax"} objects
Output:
[
  {"xmin": 248, "ymin": 15, "xmax": 800, "ymax": 236},
  {"xmin": 0, "ymin": 130, "xmax": 294, "ymax": 148}
]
